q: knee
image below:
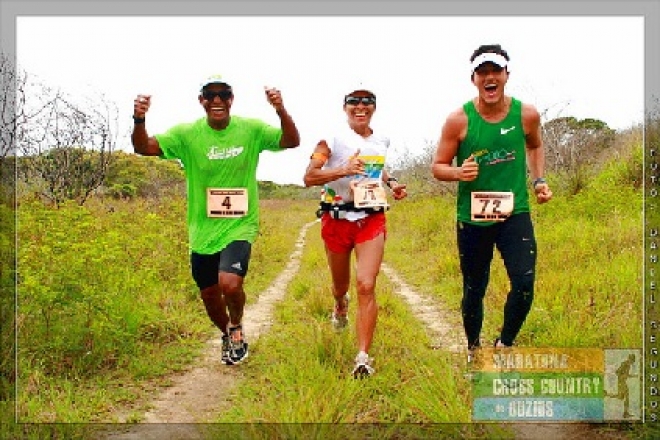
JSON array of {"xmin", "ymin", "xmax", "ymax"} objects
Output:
[
  {"xmin": 463, "ymin": 278, "xmax": 487, "ymax": 301},
  {"xmin": 200, "ymin": 285, "xmax": 220, "ymax": 301},
  {"xmin": 219, "ymin": 274, "xmax": 243, "ymax": 296},
  {"xmin": 356, "ymin": 277, "xmax": 376, "ymax": 296}
]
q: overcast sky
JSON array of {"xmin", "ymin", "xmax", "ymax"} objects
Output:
[{"xmin": 16, "ymin": 16, "xmax": 644, "ymax": 185}]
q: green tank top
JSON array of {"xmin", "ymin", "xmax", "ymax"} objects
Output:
[{"xmin": 456, "ymin": 98, "xmax": 530, "ymax": 225}]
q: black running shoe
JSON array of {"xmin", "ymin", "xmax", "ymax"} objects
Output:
[
  {"xmin": 228, "ymin": 325, "xmax": 249, "ymax": 365},
  {"xmin": 221, "ymin": 334, "xmax": 233, "ymax": 365}
]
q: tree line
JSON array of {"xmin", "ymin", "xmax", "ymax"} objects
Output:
[{"xmin": 0, "ymin": 52, "xmax": 648, "ymax": 209}]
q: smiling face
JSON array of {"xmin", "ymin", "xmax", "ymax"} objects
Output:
[
  {"xmin": 343, "ymin": 90, "xmax": 376, "ymax": 130},
  {"xmin": 472, "ymin": 62, "xmax": 509, "ymax": 105},
  {"xmin": 199, "ymin": 83, "xmax": 234, "ymax": 129}
]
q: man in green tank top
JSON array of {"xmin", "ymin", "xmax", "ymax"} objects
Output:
[
  {"xmin": 431, "ymin": 44, "xmax": 553, "ymax": 360},
  {"xmin": 131, "ymin": 75, "xmax": 300, "ymax": 365}
]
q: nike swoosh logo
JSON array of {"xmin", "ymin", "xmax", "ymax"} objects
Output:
[{"xmin": 500, "ymin": 126, "xmax": 516, "ymax": 135}]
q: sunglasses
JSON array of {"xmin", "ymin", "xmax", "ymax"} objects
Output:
[
  {"xmin": 202, "ymin": 90, "xmax": 233, "ymax": 101},
  {"xmin": 345, "ymin": 96, "xmax": 376, "ymax": 106}
]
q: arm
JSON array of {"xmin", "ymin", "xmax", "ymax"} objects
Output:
[
  {"xmin": 381, "ymin": 170, "xmax": 408, "ymax": 201},
  {"xmin": 431, "ymin": 109, "xmax": 478, "ymax": 182},
  {"xmin": 131, "ymin": 94, "xmax": 163, "ymax": 157},
  {"xmin": 523, "ymin": 103, "xmax": 552, "ymax": 203},
  {"xmin": 264, "ymin": 87, "xmax": 300, "ymax": 148},
  {"xmin": 302, "ymin": 141, "xmax": 364, "ymax": 187}
]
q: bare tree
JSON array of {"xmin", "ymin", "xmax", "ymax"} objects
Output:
[
  {"xmin": 542, "ymin": 116, "xmax": 615, "ymax": 194},
  {"xmin": 391, "ymin": 139, "xmax": 459, "ymax": 197},
  {"xmin": 0, "ymin": 53, "xmax": 24, "ymax": 159},
  {"xmin": 16, "ymin": 74, "xmax": 118, "ymax": 207},
  {"xmin": 0, "ymin": 53, "xmax": 28, "ymax": 204}
]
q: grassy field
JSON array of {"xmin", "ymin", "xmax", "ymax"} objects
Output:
[{"xmin": 3, "ymin": 147, "xmax": 650, "ymax": 438}]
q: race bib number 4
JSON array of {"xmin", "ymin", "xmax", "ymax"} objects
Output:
[
  {"xmin": 352, "ymin": 180, "xmax": 389, "ymax": 209},
  {"xmin": 207, "ymin": 188, "xmax": 248, "ymax": 218},
  {"xmin": 470, "ymin": 191, "xmax": 514, "ymax": 222}
]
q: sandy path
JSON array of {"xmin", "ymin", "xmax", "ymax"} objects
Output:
[
  {"xmin": 99, "ymin": 221, "xmax": 317, "ymax": 440},
  {"xmin": 381, "ymin": 264, "xmax": 628, "ymax": 440},
  {"xmin": 99, "ymin": 222, "xmax": 628, "ymax": 440}
]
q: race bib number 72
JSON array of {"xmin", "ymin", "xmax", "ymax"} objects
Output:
[
  {"xmin": 207, "ymin": 188, "xmax": 248, "ymax": 218},
  {"xmin": 470, "ymin": 191, "xmax": 514, "ymax": 222}
]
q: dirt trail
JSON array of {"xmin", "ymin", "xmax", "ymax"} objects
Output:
[
  {"xmin": 100, "ymin": 222, "xmax": 627, "ymax": 440},
  {"xmin": 382, "ymin": 266, "xmax": 631, "ymax": 440},
  {"xmin": 100, "ymin": 221, "xmax": 317, "ymax": 440}
]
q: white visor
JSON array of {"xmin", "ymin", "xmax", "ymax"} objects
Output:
[
  {"xmin": 471, "ymin": 53, "xmax": 508, "ymax": 71},
  {"xmin": 200, "ymin": 75, "xmax": 231, "ymax": 91},
  {"xmin": 345, "ymin": 81, "xmax": 375, "ymax": 97}
]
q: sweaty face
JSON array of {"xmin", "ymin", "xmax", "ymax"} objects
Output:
[
  {"xmin": 472, "ymin": 63, "xmax": 508, "ymax": 104},
  {"xmin": 199, "ymin": 84, "xmax": 233, "ymax": 124},
  {"xmin": 343, "ymin": 91, "xmax": 376, "ymax": 126}
]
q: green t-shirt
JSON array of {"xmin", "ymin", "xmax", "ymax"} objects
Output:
[
  {"xmin": 155, "ymin": 116, "xmax": 283, "ymax": 254},
  {"xmin": 456, "ymin": 98, "xmax": 530, "ymax": 225}
]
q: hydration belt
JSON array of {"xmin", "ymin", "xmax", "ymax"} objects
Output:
[{"xmin": 316, "ymin": 201, "xmax": 389, "ymax": 219}]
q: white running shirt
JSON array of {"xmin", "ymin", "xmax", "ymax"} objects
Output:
[{"xmin": 322, "ymin": 125, "xmax": 391, "ymax": 206}]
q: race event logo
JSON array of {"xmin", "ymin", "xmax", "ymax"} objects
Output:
[{"xmin": 470, "ymin": 348, "xmax": 641, "ymax": 422}]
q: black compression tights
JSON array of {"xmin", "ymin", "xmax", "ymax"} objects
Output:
[{"xmin": 457, "ymin": 212, "xmax": 537, "ymax": 348}]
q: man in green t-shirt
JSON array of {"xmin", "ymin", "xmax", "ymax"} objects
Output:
[
  {"xmin": 431, "ymin": 45, "xmax": 552, "ymax": 360},
  {"xmin": 131, "ymin": 75, "xmax": 300, "ymax": 365}
]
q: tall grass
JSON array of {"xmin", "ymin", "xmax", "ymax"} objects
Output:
[
  {"xmin": 208, "ymin": 152, "xmax": 641, "ymax": 437},
  {"xmin": 6, "ymin": 144, "xmax": 645, "ymax": 438},
  {"xmin": 12, "ymin": 197, "xmax": 312, "ymax": 428},
  {"xmin": 214, "ymin": 229, "xmax": 471, "ymax": 424},
  {"xmin": 386, "ymin": 164, "xmax": 642, "ymax": 350}
]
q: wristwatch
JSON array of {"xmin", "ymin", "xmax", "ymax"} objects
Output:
[{"xmin": 532, "ymin": 177, "xmax": 547, "ymax": 187}]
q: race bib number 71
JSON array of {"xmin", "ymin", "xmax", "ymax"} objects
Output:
[
  {"xmin": 470, "ymin": 191, "xmax": 514, "ymax": 222},
  {"xmin": 352, "ymin": 180, "xmax": 389, "ymax": 209},
  {"xmin": 207, "ymin": 188, "xmax": 248, "ymax": 218}
]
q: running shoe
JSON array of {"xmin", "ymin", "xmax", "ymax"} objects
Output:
[
  {"xmin": 221, "ymin": 334, "xmax": 232, "ymax": 365},
  {"xmin": 352, "ymin": 352, "xmax": 375, "ymax": 378},
  {"xmin": 467, "ymin": 342, "xmax": 480, "ymax": 363},
  {"xmin": 494, "ymin": 338, "xmax": 511, "ymax": 348},
  {"xmin": 331, "ymin": 294, "xmax": 349, "ymax": 331},
  {"xmin": 228, "ymin": 325, "xmax": 249, "ymax": 365}
]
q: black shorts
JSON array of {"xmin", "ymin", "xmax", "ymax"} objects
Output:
[{"xmin": 190, "ymin": 240, "xmax": 252, "ymax": 290}]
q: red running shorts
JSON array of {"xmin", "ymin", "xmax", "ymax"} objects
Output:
[{"xmin": 321, "ymin": 212, "xmax": 387, "ymax": 253}]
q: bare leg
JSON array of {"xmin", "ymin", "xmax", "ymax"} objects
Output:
[
  {"xmin": 200, "ymin": 284, "xmax": 230, "ymax": 336},
  {"xmin": 220, "ymin": 272, "xmax": 246, "ymax": 340},
  {"xmin": 353, "ymin": 233, "xmax": 385, "ymax": 354},
  {"xmin": 325, "ymin": 246, "xmax": 352, "ymax": 310}
]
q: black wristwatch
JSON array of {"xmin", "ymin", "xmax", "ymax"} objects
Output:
[
  {"xmin": 532, "ymin": 177, "xmax": 547, "ymax": 188},
  {"xmin": 386, "ymin": 177, "xmax": 398, "ymax": 188},
  {"xmin": 132, "ymin": 115, "xmax": 145, "ymax": 124}
]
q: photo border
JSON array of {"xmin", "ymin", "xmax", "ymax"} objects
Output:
[{"xmin": 2, "ymin": 0, "xmax": 658, "ymax": 437}]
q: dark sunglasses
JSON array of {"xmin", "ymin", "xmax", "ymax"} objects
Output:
[
  {"xmin": 345, "ymin": 96, "xmax": 376, "ymax": 106},
  {"xmin": 202, "ymin": 90, "xmax": 233, "ymax": 101}
]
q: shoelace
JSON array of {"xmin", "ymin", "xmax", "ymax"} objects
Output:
[{"xmin": 228, "ymin": 325, "xmax": 245, "ymax": 347}]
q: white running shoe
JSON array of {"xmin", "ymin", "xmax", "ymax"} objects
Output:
[
  {"xmin": 352, "ymin": 351, "xmax": 375, "ymax": 378},
  {"xmin": 331, "ymin": 294, "xmax": 350, "ymax": 331}
]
